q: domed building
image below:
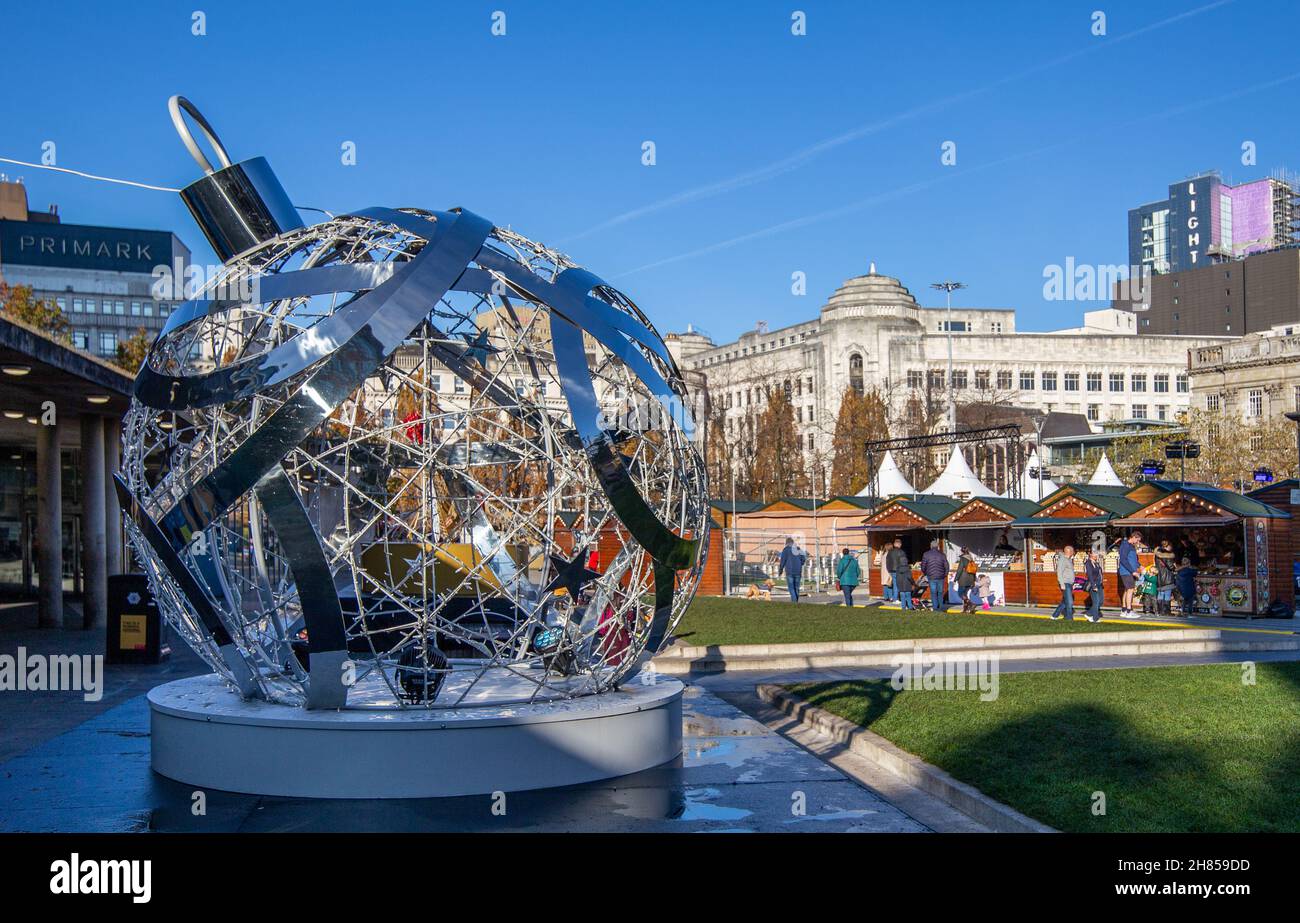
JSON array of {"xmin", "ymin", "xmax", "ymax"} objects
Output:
[{"xmin": 675, "ymin": 264, "xmax": 1231, "ymax": 492}]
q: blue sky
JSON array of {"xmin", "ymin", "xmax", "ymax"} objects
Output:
[{"xmin": 2, "ymin": 0, "xmax": 1298, "ymax": 341}]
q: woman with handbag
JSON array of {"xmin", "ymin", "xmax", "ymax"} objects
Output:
[
  {"xmin": 956, "ymin": 547, "xmax": 978, "ymax": 613},
  {"xmin": 835, "ymin": 548, "xmax": 861, "ymax": 607}
]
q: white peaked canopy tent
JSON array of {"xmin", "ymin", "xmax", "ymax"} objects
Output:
[
  {"xmin": 923, "ymin": 446, "xmax": 997, "ymax": 498},
  {"xmin": 1088, "ymin": 451, "xmax": 1125, "ymax": 487},
  {"xmin": 1013, "ymin": 450, "xmax": 1059, "ymax": 500},
  {"xmin": 856, "ymin": 449, "xmax": 915, "ymax": 497}
]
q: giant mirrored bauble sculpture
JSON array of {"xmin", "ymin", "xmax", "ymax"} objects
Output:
[{"xmin": 120, "ymin": 98, "xmax": 708, "ymax": 725}]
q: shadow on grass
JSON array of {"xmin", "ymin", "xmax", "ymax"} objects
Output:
[{"xmin": 787, "ymin": 677, "xmax": 1300, "ymax": 832}]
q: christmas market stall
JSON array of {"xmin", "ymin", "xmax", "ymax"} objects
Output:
[
  {"xmin": 935, "ymin": 497, "xmax": 1042, "ymax": 606},
  {"xmin": 1111, "ymin": 482, "xmax": 1292, "ymax": 617},
  {"xmin": 862, "ymin": 495, "xmax": 962, "ymax": 596},
  {"xmin": 1006, "ymin": 484, "xmax": 1146, "ymax": 608}
]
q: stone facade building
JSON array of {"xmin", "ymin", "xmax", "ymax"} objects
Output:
[
  {"xmin": 1189, "ymin": 325, "xmax": 1300, "ymax": 423},
  {"xmin": 675, "ymin": 266, "xmax": 1232, "ymax": 480}
]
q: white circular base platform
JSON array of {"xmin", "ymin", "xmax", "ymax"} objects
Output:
[{"xmin": 148, "ymin": 673, "xmax": 683, "ymax": 799}]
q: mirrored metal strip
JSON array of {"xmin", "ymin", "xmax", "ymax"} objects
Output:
[
  {"xmin": 113, "ymin": 475, "xmax": 233, "ymax": 647},
  {"xmin": 550, "ymin": 313, "xmax": 696, "ymax": 570},
  {"xmin": 156, "ymin": 209, "xmax": 494, "ymax": 545},
  {"xmin": 254, "ymin": 467, "xmax": 349, "ymax": 706},
  {"xmin": 157, "ymin": 262, "xmax": 404, "ymax": 339},
  {"xmin": 158, "ymin": 262, "xmax": 497, "ymax": 346},
  {"xmin": 138, "ymin": 210, "xmax": 458, "ymax": 412},
  {"xmin": 474, "ymin": 249, "xmax": 674, "ymax": 367},
  {"xmin": 137, "ymin": 261, "xmax": 418, "ymax": 411},
  {"xmin": 552, "ymin": 268, "xmax": 693, "ymax": 432},
  {"xmin": 472, "ymin": 252, "xmax": 691, "ymax": 432},
  {"xmin": 646, "ymin": 561, "xmax": 677, "ymax": 652}
]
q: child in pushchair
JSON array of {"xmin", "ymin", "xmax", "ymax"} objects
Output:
[{"xmin": 908, "ymin": 576, "xmax": 932, "ymax": 611}]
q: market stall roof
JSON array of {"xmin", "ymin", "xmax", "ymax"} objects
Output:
[
  {"xmin": 1247, "ymin": 477, "xmax": 1300, "ymax": 500},
  {"xmin": 863, "ymin": 494, "xmax": 962, "ymax": 530},
  {"xmin": 1088, "ymin": 452, "xmax": 1125, "ymax": 487},
  {"xmin": 821, "ymin": 495, "xmax": 878, "ymax": 510},
  {"xmin": 1035, "ymin": 481, "xmax": 1135, "ymax": 508},
  {"xmin": 940, "ymin": 496, "xmax": 1042, "ymax": 529},
  {"xmin": 709, "ymin": 499, "xmax": 766, "ymax": 515},
  {"xmin": 857, "ymin": 449, "xmax": 915, "ymax": 496},
  {"xmin": 1010, "ymin": 489, "xmax": 1142, "ymax": 528},
  {"xmin": 923, "ymin": 446, "xmax": 997, "ymax": 498},
  {"xmin": 1010, "ymin": 450, "xmax": 1058, "ymax": 499},
  {"xmin": 1113, "ymin": 484, "xmax": 1290, "ymax": 528},
  {"xmin": 761, "ymin": 497, "xmax": 831, "ymax": 512}
]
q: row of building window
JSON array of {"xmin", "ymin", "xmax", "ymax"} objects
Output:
[
  {"xmin": 905, "ymin": 369, "xmax": 1188, "ymax": 393},
  {"xmin": 1210, "ymin": 386, "xmax": 1300, "ymax": 419},
  {"xmin": 51, "ymin": 296, "xmax": 175, "ymax": 318},
  {"xmin": 721, "ymin": 376, "xmax": 816, "ymax": 410},
  {"xmin": 697, "ymin": 330, "xmax": 815, "ymax": 366}
]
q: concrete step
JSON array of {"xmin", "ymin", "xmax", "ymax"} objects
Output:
[
  {"xmin": 656, "ymin": 628, "xmax": 1219, "ymax": 660},
  {"xmin": 651, "ymin": 630, "xmax": 1299, "ymax": 675}
]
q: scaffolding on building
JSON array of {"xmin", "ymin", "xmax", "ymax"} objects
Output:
[{"xmin": 863, "ymin": 424, "xmax": 1025, "ymax": 504}]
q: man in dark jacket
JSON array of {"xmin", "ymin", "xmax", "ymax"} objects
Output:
[
  {"xmin": 920, "ymin": 540, "xmax": 950, "ymax": 613},
  {"xmin": 778, "ymin": 538, "xmax": 806, "ymax": 603},
  {"xmin": 1176, "ymin": 558, "xmax": 1198, "ymax": 615},
  {"xmin": 1084, "ymin": 548, "xmax": 1105, "ymax": 622},
  {"xmin": 885, "ymin": 538, "xmax": 909, "ymax": 608}
]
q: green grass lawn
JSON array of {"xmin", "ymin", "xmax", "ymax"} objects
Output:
[
  {"xmin": 673, "ymin": 595, "xmax": 1170, "ymax": 648},
  {"xmin": 786, "ymin": 663, "xmax": 1300, "ymax": 832}
]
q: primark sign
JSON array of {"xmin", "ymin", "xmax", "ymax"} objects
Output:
[{"xmin": 0, "ymin": 220, "xmax": 177, "ymax": 274}]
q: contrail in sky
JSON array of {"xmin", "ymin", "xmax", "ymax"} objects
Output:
[
  {"xmin": 613, "ymin": 65, "xmax": 1300, "ymax": 279},
  {"xmin": 561, "ymin": 0, "xmax": 1236, "ymax": 246}
]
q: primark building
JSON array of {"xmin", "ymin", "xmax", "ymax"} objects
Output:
[{"xmin": 0, "ymin": 177, "xmax": 188, "ymax": 630}]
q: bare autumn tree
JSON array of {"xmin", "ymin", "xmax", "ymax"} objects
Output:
[
  {"xmin": 750, "ymin": 384, "xmax": 805, "ymax": 500},
  {"xmin": 0, "ymin": 282, "xmax": 71, "ymax": 343},
  {"xmin": 829, "ymin": 385, "xmax": 890, "ymax": 495},
  {"xmin": 705, "ymin": 414, "xmax": 732, "ymax": 496},
  {"xmin": 1094, "ymin": 408, "xmax": 1298, "ymax": 488}
]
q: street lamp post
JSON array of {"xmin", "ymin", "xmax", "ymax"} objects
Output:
[{"xmin": 931, "ymin": 281, "xmax": 968, "ymax": 431}]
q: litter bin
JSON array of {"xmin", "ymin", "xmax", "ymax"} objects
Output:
[{"xmin": 106, "ymin": 574, "xmax": 170, "ymax": 664}]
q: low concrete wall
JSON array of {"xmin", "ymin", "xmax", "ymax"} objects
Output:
[
  {"xmin": 758, "ymin": 684, "xmax": 1056, "ymax": 834},
  {"xmin": 652, "ymin": 629, "xmax": 1297, "ymax": 675}
]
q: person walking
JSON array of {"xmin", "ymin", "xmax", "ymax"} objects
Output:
[
  {"xmin": 1051, "ymin": 544, "xmax": 1077, "ymax": 621},
  {"xmin": 886, "ymin": 538, "xmax": 910, "ymax": 609},
  {"xmin": 835, "ymin": 548, "xmax": 861, "ymax": 607},
  {"xmin": 879, "ymin": 545, "xmax": 895, "ymax": 602},
  {"xmin": 920, "ymin": 539, "xmax": 950, "ymax": 614},
  {"xmin": 1117, "ymin": 531, "xmax": 1142, "ymax": 618},
  {"xmin": 955, "ymin": 546, "xmax": 978, "ymax": 613},
  {"xmin": 778, "ymin": 537, "xmax": 806, "ymax": 603},
  {"xmin": 1084, "ymin": 548, "xmax": 1105, "ymax": 622}
]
